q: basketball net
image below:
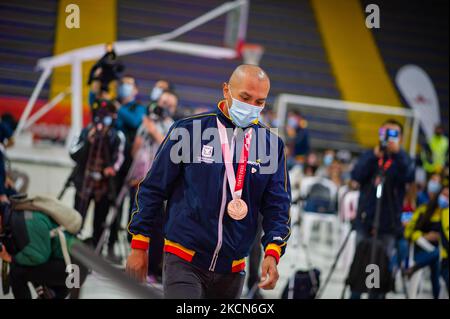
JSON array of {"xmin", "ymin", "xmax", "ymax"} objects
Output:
[{"xmin": 241, "ymin": 43, "xmax": 264, "ymax": 66}]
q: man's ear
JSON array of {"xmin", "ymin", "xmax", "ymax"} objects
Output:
[{"xmin": 222, "ymin": 82, "xmax": 229, "ymax": 98}]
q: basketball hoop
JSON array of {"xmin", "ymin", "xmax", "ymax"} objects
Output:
[{"xmin": 240, "ymin": 43, "xmax": 264, "ymax": 66}]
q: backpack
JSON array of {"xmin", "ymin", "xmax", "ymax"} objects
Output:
[
  {"xmin": 281, "ymin": 237, "xmax": 321, "ymax": 299},
  {"xmin": 10, "ymin": 195, "xmax": 82, "ymax": 267},
  {"xmin": 345, "ymin": 238, "xmax": 393, "ymax": 294},
  {"xmin": 281, "ymin": 268, "xmax": 321, "ymax": 299},
  {"xmin": 11, "ymin": 194, "xmax": 82, "ymax": 234}
]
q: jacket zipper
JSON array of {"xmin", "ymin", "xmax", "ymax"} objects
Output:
[{"xmin": 209, "ymin": 169, "xmax": 227, "ymax": 271}]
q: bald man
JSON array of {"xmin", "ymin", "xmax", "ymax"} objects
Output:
[{"xmin": 126, "ymin": 65, "xmax": 291, "ymax": 299}]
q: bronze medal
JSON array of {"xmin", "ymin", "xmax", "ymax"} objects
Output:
[{"xmin": 227, "ymin": 198, "xmax": 248, "ymax": 220}]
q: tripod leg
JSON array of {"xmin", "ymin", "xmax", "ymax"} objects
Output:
[
  {"xmin": 95, "ymin": 206, "xmax": 118, "ymax": 254},
  {"xmin": 94, "ymin": 186, "xmax": 129, "ymax": 255},
  {"xmin": 57, "ymin": 186, "xmax": 67, "ymax": 201},
  {"xmin": 340, "ymin": 284, "xmax": 347, "ymax": 299},
  {"xmin": 316, "ymin": 227, "xmax": 353, "ymax": 299}
]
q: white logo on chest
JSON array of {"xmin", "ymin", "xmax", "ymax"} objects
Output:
[{"xmin": 201, "ymin": 145, "xmax": 213, "ymax": 158}]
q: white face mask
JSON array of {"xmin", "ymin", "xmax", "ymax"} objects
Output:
[
  {"xmin": 227, "ymin": 85, "xmax": 263, "ymax": 128},
  {"xmin": 150, "ymin": 87, "xmax": 163, "ymax": 101}
]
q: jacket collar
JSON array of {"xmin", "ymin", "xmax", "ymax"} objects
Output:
[{"xmin": 216, "ymin": 100, "xmax": 234, "ymax": 128}]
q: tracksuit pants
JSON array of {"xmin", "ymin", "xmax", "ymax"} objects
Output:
[{"xmin": 163, "ymin": 252, "xmax": 245, "ymax": 299}]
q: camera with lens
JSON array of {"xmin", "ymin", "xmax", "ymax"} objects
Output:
[
  {"xmin": 379, "ymin": 127, "xmax": 400, "ymax": 151},
  {"xmin": 87, "ymin": 45, "xmax": 125, "ymax": 93},
  {"xmin": 148, "ymin": 102, "xmax": 170, "ymax": 121}
]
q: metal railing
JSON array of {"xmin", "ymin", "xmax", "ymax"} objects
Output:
[{"xmin": 70, "ymin": 243, "xmax": 163, "ymax": 299}]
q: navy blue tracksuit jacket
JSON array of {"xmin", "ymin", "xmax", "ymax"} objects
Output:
[{"xmin": 128, "ymin": 101, "xmax": 291, "ymax": 273}]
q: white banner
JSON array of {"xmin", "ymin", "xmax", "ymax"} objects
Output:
[{"xmin": 395, "ymin": 65, "xmax": 440, "ymax": 142}]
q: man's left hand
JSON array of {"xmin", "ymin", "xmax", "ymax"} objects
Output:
[{"xmin": 258, "ymin": 255, "xmax": 279, "ymax": 290}]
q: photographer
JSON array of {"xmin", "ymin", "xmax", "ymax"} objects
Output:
[
  {"xmin": 109, "ymin": 76, "xmax": 146, "ymax": 260},
  {"xmin": 128, "ymin": 90, "xmax": 178, "ymax": 283},
  {"xmin": 69, "ymin": 98, "xmax": 125, "ymax": 247},
  {"xmin": 132, "ymin": 90, "xmax": 178, "ymax": 157},
  {"xmin": 149, "ymin": 79, "xmax": 174, "ymax": 103},
  {"xmin": 87, "ymin": 44, "xmax": 124, "ymax": 105},
  {"xmin": 0, "ymin": 200, "xmax": 87, "ymax": 299},
  {"xmin": 348, "ymin": 119, "xmax": 415, "ymax": 299}
]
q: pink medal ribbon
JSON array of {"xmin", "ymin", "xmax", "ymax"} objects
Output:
[{"xmin": 216, "ymin": 118, "xmax": 253, "ymax": 220}]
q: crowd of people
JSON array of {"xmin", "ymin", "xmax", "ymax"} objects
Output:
[
  {"xmin": 279, "ymin": 115, "xmax": 449, "ymax": 299},
  {"xmin": 0, "ymin": 46, "xmax": 448, "ymax": 299},
  {"xmin": 0, "ymin": 47, "xmax": 184, "ymax": 297},
  {"xmin": 68, "ymin": 48, "xmax": 183, "ymax": 282}
]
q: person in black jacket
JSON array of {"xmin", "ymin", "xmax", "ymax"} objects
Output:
[
  {"xmin": 69, "ymin": 98, "xmax": 125, "ymax": 247},
  {"xmin": 349, "ymin": 119, "xmax": 415, "ymax": 299},
  {"xmin": 0, "ymin": 116, "xmax": 17, "ymax": 204}
]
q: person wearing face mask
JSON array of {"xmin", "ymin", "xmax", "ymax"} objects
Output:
[
  {"xmin": 109, "ymin": 76, "xmax": 146, "ymax": 261},
  {"xmin": 417, "ymin": 173, "xmax": 442, "ymax": 207},
  {"xmin": 149, "ymin": 79, "xmax": 174, "ymax": 103},
  {"xmin": 126, "ymin": 64, "xmax": 291, "ymax": 299},
  {"xmin": 116, "ymin": 76, "xmax": 147, "ymax": 141},
  {"xmin": 125, "ymin": 90, "xmax": 178, "ymax": 283},
  {"xmin": 316, "ymin": 149, "xmax": 336, "ymax": 178},
  {"xmin": 69, "ymin": 99, "xmax": 125, "ymax": 247},
  {"xmin": 404, "ymin": 181, "xmax": 449, "ymax": 299},
  {"xmin": 285, "ymin": 111, "xmax": 310, "ymax": 164}
]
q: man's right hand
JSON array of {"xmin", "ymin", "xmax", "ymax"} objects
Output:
[
  {"xmin": 126, "ymin": 248, "xmax": 148, "ymax": 283},
  {"xmin": 0, "ymin": 194, "xmax": 9, "ymax": 204}
]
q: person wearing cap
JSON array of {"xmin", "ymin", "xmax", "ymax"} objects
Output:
[{"xmin": 126, "ymin": 64, "xmax": 291, "ymax": 299}]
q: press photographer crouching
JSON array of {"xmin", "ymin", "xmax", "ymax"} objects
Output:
[
  {"xmin": 346, "ymin": 119, "xmax": 415, "ymax": 299},
  {"xmin": 69, "ymin": 98, "xmax": 125, "ymax": 247},
  {"xmin": 0, "ymin": 195, "xmax": 87, "ymax": 299}
]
